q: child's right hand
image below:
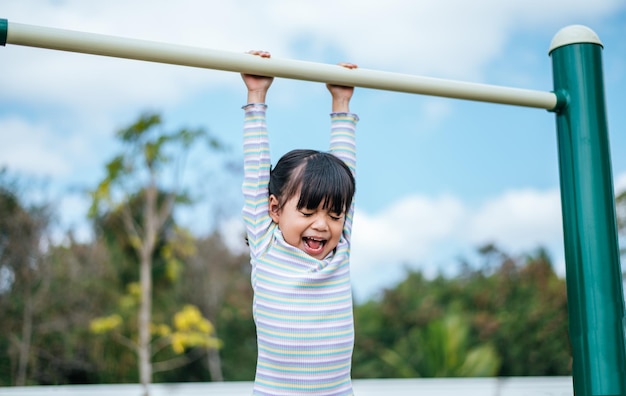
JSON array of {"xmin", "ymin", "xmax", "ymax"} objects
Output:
[
  {"xmin": 242, "ymin": 50, "xmax": 274, "ymax": 103},
  {"xmin": 327, "ymin": 62, "xmax": 358, "ymax": 113}
]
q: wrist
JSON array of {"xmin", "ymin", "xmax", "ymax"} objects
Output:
[
  {"xmin": 247, "ymin": 89, "xmax": 268, "ymax": 104},
  {"xmin": 331, "ymin": 97, "xmax": 351, "ymax": 113}
]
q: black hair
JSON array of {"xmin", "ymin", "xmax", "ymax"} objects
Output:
[{"xmin": 269, "ymin": 149, "xmax": 355, "ymax": 215}]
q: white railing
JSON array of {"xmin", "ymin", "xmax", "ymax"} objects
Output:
[{"xmin": 0, "ymin": 377, "xmax": 573, "ymax": 396}]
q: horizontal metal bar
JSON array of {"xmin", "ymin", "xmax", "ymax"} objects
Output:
[{"xmin": 2, "ymin": 20, "xmax": 558, "ymax": 110}]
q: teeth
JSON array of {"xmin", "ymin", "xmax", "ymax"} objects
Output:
[{"xmin": 304, "ymin": 237, "xmax": 325, "ymax": 251}]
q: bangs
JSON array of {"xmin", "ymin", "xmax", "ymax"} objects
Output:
[{"xmin": 296, "ymin": 153, "xmax": 355, "ymax": 214}]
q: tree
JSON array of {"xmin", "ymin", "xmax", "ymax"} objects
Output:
[
  {"xmin": 380, "ymin": 313, "xmax": 500, "ymax": 377},
  {"xmin": 181, "ymin": 233, "xmax": 255, "ymax": 381},
  {"xmin": 89, "ymin": 113, "xmax": 223, "ymax": 395},
  {"xmin": 0, "ymin": 169, "xmax": 53, "ymax": 386},
  {"xmin": 352, "ymin": 245, "xmax": 570, "ymax": 378}
]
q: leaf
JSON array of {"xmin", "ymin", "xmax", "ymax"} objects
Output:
[
  {"xmin": 106, "ymin": 155, "xmax": 127, "ymax": 181},
  {"xmin": 459, "ymin": 344, "xmax": 501, "ymax": 376},
  {"xmin": 117, "ymin": 113, "xmax": 162, "ymax": 142},
  {"xmin": 165, "ymin": 258, "xmax": 182, "ymax": 282}
]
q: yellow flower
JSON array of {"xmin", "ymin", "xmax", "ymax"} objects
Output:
[
  {"xmin": 151, "ymin": 323, "xmax": 171, "ymax": 337},
  {"xmin": 169, "ymin": 305, "xmax": 220, "ymax": 354},
  {"xmin": 171, "ymin": 333, "xmax": 185, "ymax": 354},
  {"xmin": 90, "ymin": 314, "xmax": 122, "ymax": 334}
]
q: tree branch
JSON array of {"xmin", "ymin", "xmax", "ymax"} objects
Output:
[
  {"xmin": 150, "ymin": 335, "xmax": 173, "ymax": 357},
  {"xmin": 156, "ymin": 192, "xmax": 176, "ymax": 232},
  {"xmin": 152, "ymin": 349, "xmax": 205, "ymax": 374},
  {"xmin": 112, "ymin": 331, "xmax": 138, "ymax": 352},
  {"xmin": 120, "ymin": 200, "xmax": 143, "ymax": 253}
]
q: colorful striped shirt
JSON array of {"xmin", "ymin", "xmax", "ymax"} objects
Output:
[{"xmin": 242, "ymin": 103, "xmax": 358, "ymax": 395}]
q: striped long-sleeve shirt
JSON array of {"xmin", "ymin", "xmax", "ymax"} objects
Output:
[{"xmin": 242, "ymin": 103, "xmax": 358, "ymax": 396}]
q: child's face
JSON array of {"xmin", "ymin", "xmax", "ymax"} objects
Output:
[{"xmin": 269, "ymin": 194, "xmax": 345, "ymax": 260}]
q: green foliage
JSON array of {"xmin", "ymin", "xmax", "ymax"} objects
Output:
[
  {"xmin": 378, "ymin": 312, "xmax": 500, "ymax": 378},
  {"xmin": 0, "ymin": 170, "xmax": 56, "ymax": 385},
  {"xmin": 353, "ymin": 246, "xmax": 570, "ymax": 378},
  {"xmin": 89, "ymin": 111, "xmax": 220, "ymax": 220}
]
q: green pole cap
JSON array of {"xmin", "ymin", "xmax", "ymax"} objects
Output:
[
  {"xmin": 0, "ymin": 19, "xmax": 7, "ymax": 46},
  {"xmin": 549, "ymin": 25, "xmax": 602, "ymax": 54}
]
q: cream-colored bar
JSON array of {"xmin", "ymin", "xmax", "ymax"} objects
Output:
[{"xmin": 5, "ymin": 21, "xmax": 558, "ymax": 110}]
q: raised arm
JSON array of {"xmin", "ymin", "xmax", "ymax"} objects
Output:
[
  {"xmin": 327, "ymin": 62, "xmax": 358, "ymax": 175},
  {"xmin": 241, "ymin": 51, "xmax": 275, "ymax": 256},
  {"xmin": 327, "ymin": 62, "xmax": 358, "ymax": 236},
  {"xmin": 241, "ymin": 104, "xmax": 272, "ymax": 249}
]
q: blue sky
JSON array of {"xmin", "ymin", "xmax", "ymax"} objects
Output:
[{"xmin": 1, "ymin": 1, "xmax": 625, "ymax": 301}]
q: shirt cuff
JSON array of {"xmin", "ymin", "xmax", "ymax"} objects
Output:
[
  {"xmin": 242, "ymin": 103, "xmax": 268, "ymax": 110},
  {"xmin": 330, "ymin": 112, "xmax": 359, "ymax": 122}
]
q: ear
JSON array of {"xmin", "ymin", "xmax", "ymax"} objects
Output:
[{"xmin": 268, "ymin": 194, "xmax": 281, "ymax": 223}]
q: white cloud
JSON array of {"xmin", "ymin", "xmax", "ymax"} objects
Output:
[
  {"xmin": 0, "ymin": 46, "xmax": 223, "ymax": 123},
  {"xmin": 0, "ymin": 117, "xmax": 71, "ymax": 176},
  {"xmin": 467, "ymin": 188, "xmax": 563, "ymax": 250},
  {"xmin": 350, "ymin": 188, "xmax": 564, "ymax": 300},
  {"xmin": 352, "ymin": 194, "xmax": 465, "ymax": 266},
  {"xmin": 218, "ymin": 216, "xmax": 249, "ymax": 256}
]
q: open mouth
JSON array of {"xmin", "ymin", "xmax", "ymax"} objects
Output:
[{"xmin": 303, "ymin": 237, "xmax": 326, "ymax": 255}]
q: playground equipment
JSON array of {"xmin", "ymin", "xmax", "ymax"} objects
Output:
[{"xmin": 1, "ymin": 19, "xmax": 624, "ymax": 396}]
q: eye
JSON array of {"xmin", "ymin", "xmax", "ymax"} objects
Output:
[
  {"xmin": 329, "ymin": 213, "xmax": 344, "ymax": 221},
  {"xmin": 300, "ymin": 211, "xmax": 314, "ymax": 217}
]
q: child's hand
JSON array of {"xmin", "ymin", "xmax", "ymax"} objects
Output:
[
  {"xmin": 242, "ymin": 50, "xmax": 274, "ymax": 103},
  {"xmin": 327, "ymin": 62, "xmax": 357, "ymax": 113}
]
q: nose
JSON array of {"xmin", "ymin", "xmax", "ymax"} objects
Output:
[{"xmin": 311, "ymin": 214, "xmax": 329, "ymax": 231}]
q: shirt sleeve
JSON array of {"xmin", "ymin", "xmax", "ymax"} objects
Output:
[
  {"xmin": 242, "ymin": 104, "xmax": 273, "ymax": 257},
  {"xmin": 329, "ymin": 112, "xmax": 358, "ymax": 238}
]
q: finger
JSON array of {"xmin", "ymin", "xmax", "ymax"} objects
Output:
[
  {"xmin": 246, "ymin": 50, "xmax": 271, "ymax": 58},
  {"xmin": 337, "ymin": 62, "xmax": 358, "ymax": 69}
]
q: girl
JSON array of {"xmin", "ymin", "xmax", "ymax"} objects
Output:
[{"xmin": 241, "ymin": 50, "xmax": 359, "ymax": 395}]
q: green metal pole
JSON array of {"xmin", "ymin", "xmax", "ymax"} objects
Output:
[
  {"xmin": 0, "ymin": 18, "xmax": 7, "ymax": 46},
  {"xmin": 550, "ymin": 25, "xmax": 626, "ymax": 396}
]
